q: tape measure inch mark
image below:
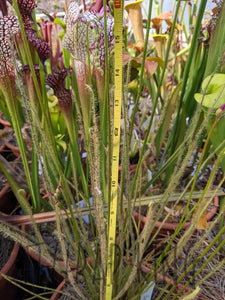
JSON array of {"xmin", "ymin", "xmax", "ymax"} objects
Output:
[{"xmin": 105, "ymin": 1, "xmax": 123, "ymax": 299}]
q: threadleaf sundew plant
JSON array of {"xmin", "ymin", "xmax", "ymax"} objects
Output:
[{"xmin": 0, "ymin": 0, "xmax": 225, "ymax": 299}]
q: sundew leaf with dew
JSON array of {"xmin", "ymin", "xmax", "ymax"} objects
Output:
[
  {"xmin": 194, "ymin": 74, "xmax": 225, "ymax": 108},
  {"xmin": 206, "ymin": 115, "xmax": 225, "ymax": 172},
  {"xmin": 156, "ymin": 81, "xmax": 182, "ymax": 158}
]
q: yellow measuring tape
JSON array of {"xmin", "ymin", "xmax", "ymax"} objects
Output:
[{"xmin": 105, "ymin": 1, "xmax": 123, "ymax": 299}]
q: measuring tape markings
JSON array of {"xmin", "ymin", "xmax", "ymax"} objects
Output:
[{"xmin": 105, "ymin": 0, "xmax": 123, "ymax": 299}]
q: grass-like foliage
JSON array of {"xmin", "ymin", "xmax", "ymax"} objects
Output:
[{"xmin": 0, "ymin": 0, "xmax": 225, "ymax": 299}]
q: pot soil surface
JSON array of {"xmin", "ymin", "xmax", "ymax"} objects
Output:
[{"xmin": 0, "ymin": 233, "xmax": 14, "ymax": 270}]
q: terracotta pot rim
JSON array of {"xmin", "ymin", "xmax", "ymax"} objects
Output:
[
  {"xmin": 0, "ymin": 182, "xmax": 10, "ymax": 197},
  {"xmin": 0, "ymin": 142, "xmax": 6, "ymax": 153},
  {"xmin": 0, "ymin": 241, "xmax": 20, "ymax": 287},
  {"xmin": 4, "ymin": 141, "xmax": 20, "ymax": 157},
  {"xmin": 25, "ymin": 245, "xmax": 92, "ymax": 271},
  {"xmin": 22, "ymin": 223, "xmax": 93, "ymax": 276},
  {"xmin": 50, "ymin": 279, "xmax": 66, "ymax": 300},
  {"xmin": 133, "ymin": 196, "xmax": 219, "ymax": 231}
]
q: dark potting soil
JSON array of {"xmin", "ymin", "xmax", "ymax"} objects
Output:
[
  {"xmin": 28, "ymin": 221, "xmax": 94, "ymax": 262},
  {"xmin": 15, "ymin": 247, "xmax": 60, "ymax": 298},
  {"xmin": 0, "ymin": 232, "xmax": 14, "ymax": 270},
  {"xmin": 27, "ymin": 222, "xmax": 76, "ymax": 262},
  {"xmin": 0, "ymin": 173, "xmax": 7, "ymax": 191},
  {"xmin": 0, "ymin": 136, "xmax": 19, "ymax": 162}
]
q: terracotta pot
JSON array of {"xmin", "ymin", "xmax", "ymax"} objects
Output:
[
  {"xmin": 23, "ymin": 223, "xmax": 93, "ymax": 284},
  {"xmin": 133, "ymin": 196, "xmax": 219, "ymax": 231},
  {"xmin": 0, "ymin": 177, "xmax": 20, "ymax": 298},
  {"xmin": 25, "ymin": 244, "xmax": 92, "ymax": 270},
  {"xmin": 0, "ymin": 141, "xmax": 6, "ymax": 153},
  {"xmin": 0, "ymin": 241, "xmax": 20, "ymax": 299},
  {"xmin": 0, "ymin": 183, "xmax": 10, "ymax": 211},
  {"xmin": 0, "ymin": 142, "xmax": 19, "ymax": 161},
  {"xmin": 4, "ymin": 141, "xmax": 20, "ymax": 158},
  {"xmin": 50, "ymin": 279, "xmax": 66, "ymax": 300}
]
